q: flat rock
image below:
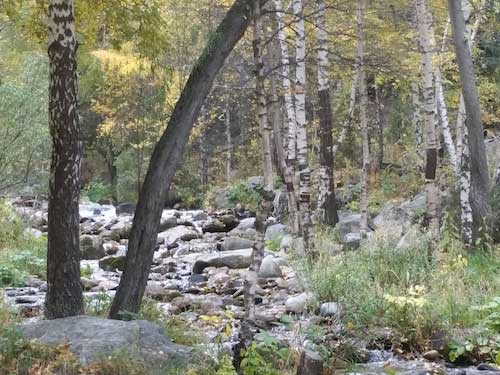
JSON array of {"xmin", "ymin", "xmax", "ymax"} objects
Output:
[
  {"xmin": 18, "ymin": 316, "xmax": 190, "ymax": 365},
  {"xmin": 158, "ymin": 225, "xmax": 201, "ymax": 248},
  {"xmin": 192, "ymin": 248, "xmax": 253, "ymax": 274},
  {"xmin": 219, "ymin": 236, "xmax": 254, "ymax": 251}
]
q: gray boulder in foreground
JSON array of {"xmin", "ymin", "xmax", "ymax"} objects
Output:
[{"xmin": 19, "ymin": 316, "xmax": 191, "ymax": 365}]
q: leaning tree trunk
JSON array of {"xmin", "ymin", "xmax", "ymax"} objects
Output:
[
  {"xmin": 315, "ymin": 0, "xmax": 339, "ymax": 226},
  {"xmin": 449, "ymin": 0, "xmax": 491, "ymax": 241},
  {"xmin": 45, "ymin": 0, "xmax": 84, "ymax": 319},
  {"xmin": 274, "ymin": 0, "xmax": 300, "ymax": 234},
  {"xmin": 357, "ymin": 0, "xmax": 370, "ymax": 236},
  {"xmin": 109, "ymin": 0, "xmax": 265, "ymax": 319},
  {"xmin": 416, "ymin": 0, "xmax": 440, "ymax": 234},
  {"xmin": 252, "ymin": 0, "xmax": 274, "ymax": 190},
  {"xmin": 293, "ymin": 0, "xmax": 312, "ymax": 248}
]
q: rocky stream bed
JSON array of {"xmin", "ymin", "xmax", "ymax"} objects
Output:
[{"xmin": 3, "ymin": 197, "xmax": 499, "ymax": 374}]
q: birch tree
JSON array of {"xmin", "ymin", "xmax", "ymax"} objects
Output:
[
  {"xmin": 416, "ymin": 0, "xmax": 440, "ymax": 233},
  {"xmin": 315, "ymin": 0, "xmax": 338, "ymax": 226},
  {"xmin": 293, "ymin": 0, "xmax": 312, "ymax": 246},
  {"xmin": 449, "ymin": 0, "xmax": 491, "ymax": 241},
  {"xmin": 357, "ymin": 0, "xmax": 370, "ymax": 235},
  {"xmin": 45, "ymin": 0, "xmax": 84, "ymax": 319},
  {"xmin": 274, "ymin": 0, "xmax": 300, "ymax": 234},
  {"xmin": 252, "ymin": 0, "xmax": 274, "ymax": 189}
]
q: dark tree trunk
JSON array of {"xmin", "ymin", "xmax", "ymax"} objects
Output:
[
  {"xmin": 106, "ymin": 159, "xmax": 118, "ymax": 203},
  {"xmin": 45, "ymin": 0, "xmax": 84, "ymax": 319},
  {"xmin": 317, "ymin": 88, "xmax": 339, "ymax": 226},
  {"xmin": 448, "ymin": 0, "xmax": 491, "ymax": 238},
  {"xmin": 109, "ymin": 0, "xmax": 263, "ymax": 319}
]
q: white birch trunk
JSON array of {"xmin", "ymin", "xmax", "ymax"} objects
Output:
[
  {"xmin": 432, "ymin": 18, "xmax": 458, "ymax": 170},
  {"xmin": 293, "ymin": 0, "xmax": 312, "ymax": 246},
  {"xmin": 252, "ymin": 0, "xmax": 274, "ymax": 190},
  {"xmin": 416, "ymin": 0, "xmax": 440, "ymax": 234},
  {"xmin": 357, "ymin": 0, "xmax": 370, "ymax": 236},
  {"xmin": 411, "ymin": 82, "xmax": 424, "ymax": 164},
  {"xmin": 457, "ymin": 0, "xmax": 484, "ymax": 246},
  {"xmin": 274, "ymin": 0, "xmax": 300, "ymax": 234}
]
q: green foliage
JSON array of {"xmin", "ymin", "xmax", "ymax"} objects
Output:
[
  {"xmin": 0, "ymin": 201, "xmax": 47, "ymax": 287},
  {"xmin": 83, "ymin": 180, "xmax": 113, "ymax": 203},
  {"xmin": 302, "ymin": 227, "xmax": 500, "ymax": 349},
  {"xmin": 85, "ymin": 292, "xmax": 113, "ymax": 317},
  {"xmin": 0, "ymin": 200, "xmax": 24, "ymax": 250},
  {"xmin": 241, "ymin": 331, "xmax": 291, "ymax": 375},
  {"xmin": 226, "ymin": 181, "xmax": 263, "ymax": 212},
  {"xmin": 265, "ymin": 237, "xmax": 282, "ymax": 252}
]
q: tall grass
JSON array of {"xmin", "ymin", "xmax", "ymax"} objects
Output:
[{"xmin": 301, "ymin": 227, "xmax": 500, "ymax": 348}]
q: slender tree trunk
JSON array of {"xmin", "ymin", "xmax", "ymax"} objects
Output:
[
  {"xmin": 225, "ymin": 100, "xmax": 233, "ymax": 182},
  {"xmin": 106, "ymin": 157, "xmax": 118, "ymax": 203},
  {"xmin": 332, "ymin": 73, "xmax": 357, "ymax": 159},
  {"xmin": 200, "ymin": 127, "xmax": 209, "ymax": 187},
  {"xmin": 411, "ymin": 82, "xmax": 425, "ymax": 167},
  {"xmin": 45, "ymin": 0, "xmax": 83, "ymax": 319},
  {"xmin": 236, "ymin": 193, "xmax": 273, "ymax": 369},
  {"xmin": 274, "ymin": 0, "xmax": 300, "ymax": 234},
  {"xmin": 416, "ymin": 0, "xmax": 440, "ymax": 234},
  {"xmin": 293, "ymin": 0, "xmax": 312, "ymax": 247},
  {"xmin": 433, "ymin": 19, "xmax": 458, "ymax": 170},
  {"xmin": 357, "ymin": 0, "xmax": 370, "ymax": 235},
  {"xmin": 266, "ymin": 29, "xmax": 286, "ymax": 178},
  {"xmin": 374, "ymin": 85, "xmax": 385, "ymax": 171},
  {"xmin": 252, "ymin": 0, "xmax": 274, "ymax": 190},
  {"xmin": 449, "ymin": 0, "xmax": 491, "ymax": 241},
  {"xmin": 109, "ymin": 0, "xmax": 265, "ymax": 319},
  {"xmin": 315, "ymin": 0, "xmax": 338, "ymax": 226}
]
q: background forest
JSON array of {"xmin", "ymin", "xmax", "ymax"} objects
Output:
[{"xmin": 0, "ymin": 0, "xmax": 500, "ymax": 374}]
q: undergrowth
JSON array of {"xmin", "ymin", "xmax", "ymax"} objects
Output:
[{"xmin": 301, "ymin": 225, "xmax": 500, "ymax": 352}]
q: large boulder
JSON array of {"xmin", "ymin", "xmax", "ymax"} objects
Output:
[
  {"xmin": 258, "ymin": 256, "xmax": 282, "ymax": 278},
  {"xmin": 109, "ymin": 219, "xmax": 132, "ymax": 240},
  {"xmin": 219, "ymin": 236, "xmax": 254, "ymax": 251},
  {"xmin": 265, "ymin": 223, "xmax": 288, "ymax": 242},
  {"xmin": 192, "ymin": 248, "xmax": 253, "ymax": 274},
  {"xmin": 157, "ymin": 225, "xmax": 201, "ymax": 248},
  {"xmin": 80, "ymin": 235, "xmax": 105, "ymax": 260},
  {"xmin": 373, "ymin": 193, "xmax": 426, "ymax": 232},
  {"xmin": 19, "ymin": 316, "xmax": 190, "ymax": 365},
  {"xmin": 98, "ymin": 251, "xmax": 126, "ymax": 271},
  {"xmin": 116, "ymin": 202, "xmax": 136, "ymax": 216}
]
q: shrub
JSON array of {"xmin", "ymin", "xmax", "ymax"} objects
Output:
[
  {"xmin": 0, "ymin": 199, "xmax": 24, "ymax": 250},
  {"xmin": 83, "ymin": 180, "xmax": 112, "ymax": 203}
]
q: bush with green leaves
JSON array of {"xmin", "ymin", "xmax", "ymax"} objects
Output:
[
  {"xmin": 82, "ymin": 179, "xmax": 113, "ymax": 203},
  {"xmin": 241, "ymin": 331, "xmax": 291, "ymax": 375}
]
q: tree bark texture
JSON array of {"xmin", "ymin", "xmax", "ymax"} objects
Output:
[
  {"xmin": 416, "ymin": 0, "xmax": 440, "ymax": 233},
  {"xmin": 357, "ymin": 0, "xmax": 370, "ymax": 235},
  {"xmin": 46, "ymin": 0, "xmax": 84, "ymax": 319},
  {"xmin": 449, "ymin": 0, "xmax": 491, "ymax": 239},
  {"xmin": 252, "ymin": 0, "xmax": 274, "ymax": 190},
  {"xmin": 315, "ymin": 0, "xmax": 338, "ymax": 226}
]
